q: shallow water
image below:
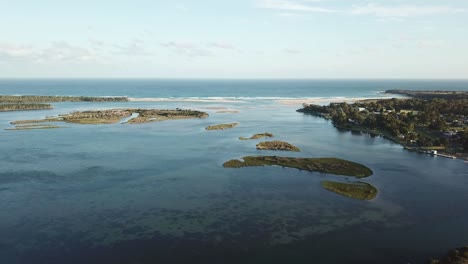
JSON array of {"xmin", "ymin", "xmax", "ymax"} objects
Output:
[{"xmin": 0, "ymin": 80, "xmax": 467, "ymax": 263}]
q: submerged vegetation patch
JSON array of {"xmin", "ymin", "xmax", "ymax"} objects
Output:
[
  {"xmin": 256, "ymin": 141, "xmax": 300, "ymax": 152},
  {"xmin": 5, "ymin": 124, "xmax": 64, "ymax": 130},
  {"xmin": 205, "ymin": 123, "xmax": 239, "ymax": 130},
  {"xmin": 239, "ymin": 133, "xmax": 274, "ymax": 140},
  {"xmin": 216, "ymin": 110, "xmax": 240, "ymax": 114},
  {"xmin": 223, "ymin": 156, "xmax": 373, "ymax": 178},
  {"xmin": 321, "ymin": 181, "xmax": 378, "ymax": 200}
]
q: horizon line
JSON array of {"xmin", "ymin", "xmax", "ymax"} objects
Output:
[{"xmin": 1, "ymin": 77, "xmax": 468, "ymax": 81}]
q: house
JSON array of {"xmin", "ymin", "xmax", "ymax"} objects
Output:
[
  {"xmin": 443, "ymin": 131, "xmax": 457, "ymax": 138},
  {"xmin": 357, "ymin": 107, "xmax": 366, "ymax": 112}
]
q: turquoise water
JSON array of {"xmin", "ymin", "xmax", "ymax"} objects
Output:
[{"xmin": 0, "ymin": 80, "xmax": 467, "ymax": 263}]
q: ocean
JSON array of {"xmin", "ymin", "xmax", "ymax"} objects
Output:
[{"xmin": 0, "ymin": 79, "xmax": 467, "ymax": 264}]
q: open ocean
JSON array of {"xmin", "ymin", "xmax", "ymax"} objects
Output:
[{"xmin": 0, "ymin": 79, "xmax": 467, "ymax": 264}]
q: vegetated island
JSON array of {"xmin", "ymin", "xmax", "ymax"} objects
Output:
[
  {"xmin": 0, "ymin": 103, "xmax": 53, "ymax": 112},
  {"xmin": 8, "ymin": 109, "xmax": 208, "ymax": 129},
  {"xmin": 430, "ymin": 246, "xmax": 468, "ymax": 264},
  {"xmin": 205, "ymin": 123, "xmax": 239, "ymax": 130},
  {"xmin": 239, "ymin": 133, "xmax": 274, "ymax": 140},
  {"xmin": 298, "ymin": 92, "xmax": 468, "ymax": 160},
  {"xmin": 256, "ymin": 141, "xmax": 300, "ymax": 152},
  {"xmin": 321, "ymin": 181, "xmax": 378, "ymax": 200},
  {"xmin": 0, "ymin": 95, "xmax": 129, "ymax": 112},
  {"xmin": 385, "ymin": 90, "xmax": 468, "ymax": 100},
  {"xmin": 223, "ymin": 156, "xmax": 373, "ymax": 178}
]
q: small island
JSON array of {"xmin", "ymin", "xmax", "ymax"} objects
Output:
[
  {"xmin": 7, "ymin": 108, "xmax": 209, "ymax": 129},
  {"xmin": 239, "ymin": 133, "xmax": 274, "ymax": 140},
  {"xmin": 223, "ymin": 156, "xmax": 373, "ymax": 178},
  {"xmin": 256, "ymin": 141, "xmax": 300, "ymax": 152},
  {"xmin": 321, "ymin": 181, "xmax": 378, "ymax": 200},
  {"xmin": 205, "ymin": 123, "xmax": 239, "ymax": 130}
]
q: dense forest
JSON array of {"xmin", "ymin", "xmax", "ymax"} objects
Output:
[{"xmin": 298, "ymin": 98, "xmax": 468, "ymax": 153}]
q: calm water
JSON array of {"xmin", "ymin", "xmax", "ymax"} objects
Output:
[{"xmin": 0, "ymin": 80, "xmax": 467, "ymax": 264}]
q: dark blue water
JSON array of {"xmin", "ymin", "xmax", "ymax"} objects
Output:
[
  {"xmin": 0, "ymin": 80, "xmax": 467, "ymax": 264},
  {"xmin": 1, "ymin": 79, "xmax": 467, "ymax": 98}
]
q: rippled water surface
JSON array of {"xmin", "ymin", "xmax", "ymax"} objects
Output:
[{"xmin": 0, "ymin": 80, "xmax": 467, "ymax": 263}]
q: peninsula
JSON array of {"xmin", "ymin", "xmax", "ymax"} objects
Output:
[
  {"xmin": 385, "ymin": 90, "xmax": 468, "ymax": 100},
  {"xmin": 0, "ymin": 95, "xmax": 129, "ymax": 103},
  {"xmin": 0, "ymin": 103, "xmax": 53, "ymax": 112},
  {"xmin": 0, "ymin": 95, "xmax": 129, "ymax": 112},
  {"xmin": 298, "ymin": 92, "xmax": 468, "ymax": 160}
]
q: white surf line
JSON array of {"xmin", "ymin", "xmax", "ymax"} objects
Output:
[
  {"xmin": 277, "ymin": 96, "xmax": 399, "ymax": 106},
  {"xmin": 128, "ymin": 97, "xmax": 242, "ymax": 103}
]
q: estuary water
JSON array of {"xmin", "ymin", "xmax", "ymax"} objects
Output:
[{"xmin": 0, "ymin": 79, "xmax": 467, "ymax": 264}]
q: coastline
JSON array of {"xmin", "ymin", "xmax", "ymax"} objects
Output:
[
  {"xmin": 128, "ymin": 96, "xmax": 398, "ymax": 105},
  {"xmin": 297, "ymin": 91, "xmax": 468, "ymax": 161}
]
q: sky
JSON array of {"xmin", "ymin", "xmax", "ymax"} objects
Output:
[{"xmin": 0, "ymin": 0, "xmax": 467, "ymax": 79}]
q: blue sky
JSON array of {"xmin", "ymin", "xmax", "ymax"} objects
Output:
[{"xmin": 1, "ymin": 0, "xmax": 467, "ymax": 78}]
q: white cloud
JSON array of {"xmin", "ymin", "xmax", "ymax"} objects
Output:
[
  {"xmin": 351, "ymin": 4, "xmax": 465, "ymax": 17},
  {"xmin": 161, "ymin": 42, "xmax": 213, "ymax": 57},
  {"xmin": 207, "ymin": 42, "xmax": 237, "ymax": 51},
  {"xmin": 257, "ymin": 0, "xmax": 333, "ymax": 13},
  {"xmin": 0, "ymin": 42, "xmax": 103, "ymax": 64},
  {"xmin": 283, "ymin": 48, "xmax": 301, "ymax": 54},
  {"xmin": 39, "ymin": 42, "xmax": 96, "ymax": 62},
  {"xmin": 0, "ymin": 43, "xmax": 35, "ymax": 59}
]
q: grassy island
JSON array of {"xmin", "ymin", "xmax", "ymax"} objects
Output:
[
  {"xmin": 430, "ymin": 246, "xmax": 468, "ymax": 264},
  {"xmin": 321, "ymin": 181, "xmax": 378, "ymax": 200},
  {"xmin": 239, "ymin": 133, "xmax": 274, "ymax": 140},
  {"xmin": 0, "ymin": 95, "xmax": 128, "ymax": 103},
  {"xmin": 0, "ymin": 103, "xmax": 53, "ymax": 112},
  {"xmin": 256, "ymin": 141, "xmax": 300, "ymax": 152},
  {"xmin": 127, "ymin": 109, "xmax": 208, "ymax": 124},
  {"xmin": 8, "ymin": 108, "xmax": 209, "ymax": 128},
  {"xmin": 223, "ymin": 156, "xmax": 373, "ymax": 178},
  {"xmin": 205, "ymin": 123, "xmax": 239, "ymax": 130},
  {"xmin": 298, "ymin": 92, "xmax": 468, "ymax": 160}
]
